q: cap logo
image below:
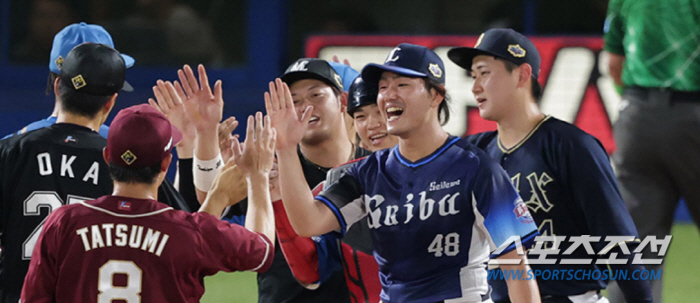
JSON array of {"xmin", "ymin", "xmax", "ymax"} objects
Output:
[
  {"xmin": 55, "ymin": 56, "xmax": 64, "ymax": 70},
  {"xmin": 164, "ymin": 137, "xmax": 173, "ymax": 151},
  {"xmin": 121, "ymin": 150, "xmax": 137, "ymax": 165},
  {"xmin": 507, "ymin": 44, "xmax": 526, "ymax": 58},
  {"xmin": 475, "ymin": 33, "xmax": 485, "ymax": 47},
  {"xmin": 428, "ymin": 63, "xmax": 443, "ymax": 78},
  {"xmin": 334, "ymin": 74, "xmax": 343, "ymax": 90},
  {"xmin": 385, "ymin": 47, "xmax": 401, "ymax": 63},
  {"xmin": 71, "ymin": 75, "xmax": 87, "ymax": 90},
  {"xmin": 289, "ymin": 60, "xmax": 309, "ymax": 72}
]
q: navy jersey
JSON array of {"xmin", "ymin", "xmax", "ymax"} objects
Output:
[
  {"xmin": 467, "ymin": 116, "xmax": 640, "ymax": 298},
  {"xmin": 317, "ymin": 136, "xmax": 538, "ymax": 303}
]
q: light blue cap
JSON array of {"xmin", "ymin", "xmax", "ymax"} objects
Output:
[
  {"xmin": 329, "ymin": 62, "xmax": 360, "ymax": 93},
  {"xmin": 49, "ymin": 22, "xmax": 134, "ymax": 74}
]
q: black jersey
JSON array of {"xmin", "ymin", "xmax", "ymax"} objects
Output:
[
  {"xmin": 0, "ymin": 124, "xmax": 113, "ymax": 302},
  {"xmin": 256, "ymin": 146, "xmax": 369, "ymax": 303}
]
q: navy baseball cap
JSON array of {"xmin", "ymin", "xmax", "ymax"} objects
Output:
[
  {"xmin": 60, "ymin": 43, "xmax": 127, "ymax": 96},
  {"xmin": 281, "ymin": 58, "xmax": 344, "ymax": 91},
  {"xmin": 329, "ymin": 62, "xmax": 360, "ymax": 93},
  {"xmin": 347, "ymin": 76, "xmax": 378, "ymax": 116},
  {"xmin": 448, "ymin": 28, "xmax": 541, "ymax": 79},
  {"xmin": 50, "ymin": 22, "xmax": 134, "ymax": 74},
  {"xmin": 107, "ymin": 104, "xmax": 182, "ymax": 168},
  {"xmin": 361, "ymin": 43, "xmax": 445, "ymax": 85}
]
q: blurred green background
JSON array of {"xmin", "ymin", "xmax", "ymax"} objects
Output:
[{"xmin": 201, "ymin": 224, "xmax": 700, "ymax": 302}]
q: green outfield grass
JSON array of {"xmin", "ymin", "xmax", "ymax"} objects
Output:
[{"xmin": 201, "ymin": 224, "xmax": 700, "ymax": 303}]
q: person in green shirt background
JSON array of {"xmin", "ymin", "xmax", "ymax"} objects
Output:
[{"xmin": 604, "ymin": 1, "xmax": 700, "ymax": 302}]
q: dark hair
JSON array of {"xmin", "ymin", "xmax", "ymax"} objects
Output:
[
  {"xmin": 499, "ymin": 58, "xmax": 542, "ymax": 101},
  {"xmin": 108, "ymin": 162, "xmax": 162, "ymax": 185},
  {"xmin": 57, "ymin": 79, "xmax": 112, "ymax": 118},
  {"xmin": 423, "ymin": 78, "xmax": 451, "ymax": 126},
  {"xmin": 46, "ymin": 72, "xmax": 59, "ymax": 95}
]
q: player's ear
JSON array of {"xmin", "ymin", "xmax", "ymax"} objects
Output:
[
  {"xmin": 104, "ymin": 93, "xmax": 117, "ymax": 114},
  {"xmin": 161, "ymin": 153, "xmax": 173, "ymax": 173},
  {"xmin": 430, "ymin": 84, "xmax": 445, "ymax": 108},
  {"xmin": 339, "ymin": 91, "xmax": 348, "ymax": 111},
  {"xmin": 102, "ymin": 148, "xmax": 110, "ymax": 164},
  {"xmin": 53, "ymin": 77, "xmax": 61, "ymax": 96},
  {"xmin": 517, "ymin": 64, "xmax": 533, "ymax": 89}
]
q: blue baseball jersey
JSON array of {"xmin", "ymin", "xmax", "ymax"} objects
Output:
[
  {"xmin": 3, "ymin": 116, "xmax": 110, "ymax": 140},
  {"xmin": 317, "ymin": 136, "xmax": 538, "ymax": 303},
  {"xmin": 467, "ymin": 116, "xmax": 641, "ymax": 299}
]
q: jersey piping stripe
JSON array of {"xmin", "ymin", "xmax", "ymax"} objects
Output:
[
  {"xmin": 497, "ymin": 115, "xmax": 551, "ymax": 154},
  {"xmin": 393, "ymin": 136, "xmax": 460, "ymax": 168},
  {"xmin": 248, "ymin": 234, "xmax": 272, "ymax": 272},
  {"xmin": 78, "ymin": 201, "xmax": 173, "ymax": 218},
  {"xmin": 489, "ymin": 230, "xmax": 539, "ymax": 259},
  {"xmin": 316, "ymin": 195, "xmax": 348, "ymax": 234}
]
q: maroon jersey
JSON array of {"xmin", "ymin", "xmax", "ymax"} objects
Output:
[{"xmin": 21, "ymin": 195, "xmax": 273, "ymax": 302}]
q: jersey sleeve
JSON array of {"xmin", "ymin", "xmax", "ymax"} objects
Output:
[
  {"xmin": 603, "ymin": 0, "xmax": 625, "ymax": 55},
  {"xmin": 21, "ymin": 207, "xmax": 66, "ymax": 302},
  {"xmin": 563, "ymin": 135, "xmax": 639, "ymax": 246},
  {"xmin": 315, "ymin": 162, "xmax": 366, "ymax": 235},
  {"xmin": 194, "ymin": 213, "xmax": 274, "ymax": 273},
  {"xmin": 472, "ymin": 156, "xmax": 539, "ymax": 258}
]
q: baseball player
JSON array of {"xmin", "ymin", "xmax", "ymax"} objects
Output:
[
  {"xmin": 269, "ymin": 43, "xmax": 541, "ymax": 303},
  {"xmin": 3, "ymin": 22, "xmax": 134, "ymax": 140},
  {"xmin": 448, "ymin": 28, "xmax": 652, "ymax": 302},
  {"xmin": 274, "ymin": 76, "xmax": 396, "ymax": 303},
  {"xmin": 0, "ymin": 43, "xmax": 123, "ymax": 303},
  {"xmin": 21, "ymin": 102, "xmax": 276, "ymax": 302}
]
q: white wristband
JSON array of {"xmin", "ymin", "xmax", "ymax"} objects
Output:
[{"xmin": 193, "ymin": 153, "xmax": 224, "ymax": 192}]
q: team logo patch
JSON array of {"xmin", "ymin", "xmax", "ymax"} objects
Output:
[
  {"xmin": 121, "ymin": 150, "xmax": 137, "ymax": 165},
  {"xmin": 289, "ymin": 60, "xmax": 309, "ymax": 72},
  {"xmin": 513, "ymin": 197, "xmax": 534, "ymax": 223},
  {"xmin": 334, "ymin": 74, "xmax": 343, "ymax": 90},
  {"xmin": 385, "ymin": 47, "xmax": 401, "ymax": 63},
  {"xmin": 64, "ymin": 135, "xmax": 77, "ymax": 143},
  {"xmin": 118, "ymin": 201, "xmax": 131, "ymax": 210},
  {"xmin": 507, "ymin": 44, "xmax": 526, "ymax": 58},
  {"xmin": 71, "ymin": 75, "xmax": 87, "ymax": 90},
  {"xmin": 428, "ymin": 63, "xmax": 443, "ymax": 78},
  {"xmin": 475, "ymin": 33, "xmax": 485, "ymax": 47},
  {"xmin": 55, "ymin": 56, "xmax": 64, "ymax": 70}
]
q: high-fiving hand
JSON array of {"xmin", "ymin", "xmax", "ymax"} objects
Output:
[
  {"xmin": 231, "ymin": 112, "xmax": 277, "ymax": 178},
  {"xmin": 264, "ymin": 78, "xmax": 311, "ymax": 151},
  {"xmin": 177, "ymin": 64, "xmax": 223, "ymax": 133}
]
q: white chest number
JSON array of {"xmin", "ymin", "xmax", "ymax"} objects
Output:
[
  {"xmin": 428, "ymin": 232, "xmax": 460, "ymax": 257},
  {"xmin": 98, "ymin": 260, "xmax": 143, "ymax": 302},
  {"xmin": 22, "ymin": 191, "xmax": 90, "ymax": 259}
]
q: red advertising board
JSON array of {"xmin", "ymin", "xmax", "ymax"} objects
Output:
[{"xmin": 306, "ymin": 35, "xmax": 619, "ymax": 153}]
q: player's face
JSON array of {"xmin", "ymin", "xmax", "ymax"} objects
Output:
[
  {"xmin": 377, "ymin": 72, "xmax": 435, "ymax": 137},
  {"xmin": 353, "ymin": 104, "xmax": 398, "ymax": 151},
  {"xmin": 470, "ymin": 55, "xmax": 520, "ymax": 121},
  {"xmin": 290, "ymin": 79, "xmax": 345, "ymax": 146}
]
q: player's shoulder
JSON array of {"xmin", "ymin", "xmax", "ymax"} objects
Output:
[
  {"xmin": 541, "ymin": 117, "xmax": 606, "ymax": 150},
  {"xmin": 463, "ymin": 131, "xmax": 498, "ymax": 150}
]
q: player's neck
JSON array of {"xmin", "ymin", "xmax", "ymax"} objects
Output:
[
  {"xmin": 397, "ymin": 120, "xmax": 449, "ymax": 162},
  {"xmin": 56, "ymin": 111, "xmax": 103, "ymax": 133},
  {"xmin": 496, "ymin": 101, "xmax": 545, "ymax": 149},
  {"xmin": 299, "ymin": 135, "xmax": 355, "ymax": 168},
  {"xmin": 112, "ymin": 181, "xmax": 160, "ymax": 201}
]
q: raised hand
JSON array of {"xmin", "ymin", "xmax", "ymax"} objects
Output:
[
  {"xmin": 177, "ymin": 64, "xmax": 223, "ymax": 133},
  {"xmin": 331, "ymin": 55, "xmax": 352, "ymax": 67},
  {"xmin": 264, "ymin": 78, "xmax": 311, "ymax": 151},
  {"xmin": 218, "ymin": 116, "xmax": 239, "ymax": 163},
  {"xmin": 231, "ymin": 112, "xmax": 277, "ymax": 178},
  {"xmin": 148, "ymin": 80, "xmax": 196, "ymax": 156}
]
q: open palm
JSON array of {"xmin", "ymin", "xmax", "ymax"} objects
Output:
[
  {"xmin": 264, "ymin": 78, "xmax": 312, "ymax": 150},
  {"xmin": 178, "ymin": 64, "xmax": 223, "ymax": 132}
]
